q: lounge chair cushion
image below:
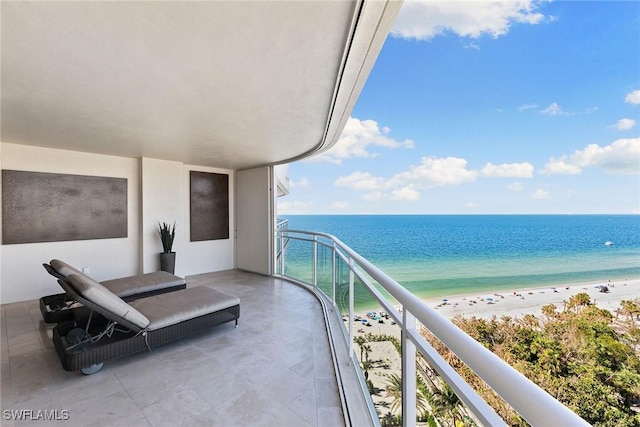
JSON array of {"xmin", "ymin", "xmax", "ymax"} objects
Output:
[
  {"xmin": 66, "ymin": 274, "xmax": 150, "ymax": 329},
  {"xmin": 50, "ymin": 259, "xmax": 84, "ymax": 278},
  {"xmin": 102, "ymin": 271, "xmax": 185, "ymax": 299},
  {"xmin": 129, "ymin": 286, "xmax": 240, "ymax": 331}
]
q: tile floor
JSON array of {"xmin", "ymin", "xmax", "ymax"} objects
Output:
[{"xmin": 0, "ymin": 270, "xmax": 352, "ymax": 426}]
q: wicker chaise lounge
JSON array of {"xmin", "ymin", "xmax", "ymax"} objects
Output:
[
  {"xmin": 40, "ymin": 259, "xmax": 186, "ymax": 323},
  {"xmin": 52, "ymin": 273, "xmax": 240, "ymax": 375}
]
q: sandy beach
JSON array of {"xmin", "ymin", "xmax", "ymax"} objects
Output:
[
  {"xmin": 354, "ymin": 277, "xmax": 640, "ymax": 331},
  {"xmin": 425, "ymin": 277, "xmax": 640, "ymax": 321}
]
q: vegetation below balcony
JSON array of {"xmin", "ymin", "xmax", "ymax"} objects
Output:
[
  {"xmin": 420, "ymin": 294, "xmax": 640, "ymax": 426},
  {"xmin": 354, "ymin": 295, "xmax": 639, "ymax": 426}
]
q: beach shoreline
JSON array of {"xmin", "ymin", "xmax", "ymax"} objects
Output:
[
  {"xmin": 354, "ymin": 276, "xmax": 640, "ymax": 322},
  {"xmin": 424, "ymin": 276, "xmax": 640, "ymax": 320},
  {"xmin": 350, "ymin": 277, "xmax": 640, "ymax": 340}
]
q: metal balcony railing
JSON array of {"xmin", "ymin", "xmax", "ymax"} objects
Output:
[
  {"xmin": 275, "ymin": 218, "xmax": 289, "ymax": 264},
  {"xmin": 275, "ymin": 229, "xmax": 589, "ymax": 427}
]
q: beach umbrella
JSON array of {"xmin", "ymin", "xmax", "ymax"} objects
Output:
[{"xmin": 487, "ymin": 297, "xmax": 494, "ymax": 301}]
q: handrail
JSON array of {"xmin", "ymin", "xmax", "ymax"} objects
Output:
[{"xmin": 276, "ymin": 229, "xmax": 590, "ymax": 427}]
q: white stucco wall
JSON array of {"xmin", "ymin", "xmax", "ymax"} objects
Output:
[
  {"xmin": 0, "ymin": 143, "xmax": 140, "ymax": 303},
  {"xmin": 141, "ymin": 159, "xmax": 235, "ymax": 276},
  {"xmin": 180, "ymin": 165, "xmax": 235, "ymax": 275},
  {"xmin": 140, "ymin": 158, "xmax": 185, "ymax": 274},
  {"xmin": 236, "ymin": 166, "xmax": 273, "ymax": 275},
  {"xmin": 1, "ymin": 145, "xmax": 237, "ymax": 304}
]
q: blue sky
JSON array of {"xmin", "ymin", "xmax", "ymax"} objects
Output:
[{"xmin": 279, "ymin": 1, "xmax": 640, "ymax": 215}]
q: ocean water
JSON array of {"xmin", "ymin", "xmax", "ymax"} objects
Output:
[{"xmin": 279, "ymin": 215, "xmax": 640, "ymax": 301}]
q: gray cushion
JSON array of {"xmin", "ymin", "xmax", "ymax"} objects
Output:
[
  {"xmin": 102, "ymin": 271, "xmax": 185, "ymax": 298},
  {"xmin": 66, "ymin": 274, "xmax": 150, "ymax": 329},
  {"xmin": 129, "ymin": 286, "xmax": 240, "ymax": 331},
  {"xmin": 51, "ymin": 259, "xmax": 185, "ymax": 298},
  {"xmin": 50, "ymin": 259, "xmax": 84, "ymax": 278}
]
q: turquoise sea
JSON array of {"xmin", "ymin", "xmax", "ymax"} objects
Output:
[{"xmin": 279, "ymin": 215, "xmax": 640, "ymax": 301}]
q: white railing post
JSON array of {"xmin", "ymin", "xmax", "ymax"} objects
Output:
[
  {"xmin": 402, "ymin": 309, "xmax": 417, "ymax": 427},
  {"xmin": 280, "ymin": 234, "xmax": 285, "ymax": 275},
  {"xmin": 312, "ymin": 235, "xmax": 318, "ymax": 288},
  {"xmin": 331, "ymin": 241, "xmax": 337, "ymax": 305},
  {"xmin": 348, "ymin": 256, "xmax": 355, "ymax": 366}
]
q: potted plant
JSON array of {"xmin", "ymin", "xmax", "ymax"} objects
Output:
[{"xmin": 157, "ymin": 221, "xmax": 176, "ymax": 274}]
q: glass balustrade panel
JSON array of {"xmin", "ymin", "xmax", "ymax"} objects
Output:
[
  {"xmin": 351, "ymin": 279, "xmax": 407, "ymax": 426},
  {"xmin": 280, "ymin": 237, "xmax": 313, "ymax": 284}
]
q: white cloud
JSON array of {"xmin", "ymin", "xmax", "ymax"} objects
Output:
[
  {"xmin": 391, "ymin": 0, "xmax": 548, "ymax": 41},
  {"xmin": 398, "ymin": 156, "xmax": 478, "ymax": 187},
  {"xmin": 530, "ymin": 189, "xmax": 550, "ymax": 200},
  {"xmin": 507, "ymin": 181, "xmax": 524, "ymax": 192},
  {"xmin": 541, "ymin": 157, "xmax": 582, "ymax": 175},
  {"xmin": 481, "ymin": 162, "xmax": 534, "ymax": 178},
  {"xmin": 290, "ymin": 177, "xmax": 310, "ymax": 188},
  {"xmin": 464, "ymin": 40, "xmax": 481, "ymax": 50},
  {"xmin": 362, "ymin": 191, "xmax": 384, "ymax": 202},
  {"xmin": 625, "ymin": 89, "xmax": 640, "ymax": 105},
  {"xmin": 333, "ymin": 156, "xmax": 544, "ymax": 202},
  {"xmin": 464, "ymin": 202, "xmax": 479, "ymax": 209},
  {"xmin": 570, "ymin": 138, "xmax": 640, "ymax": 174},
  {"xmin": 518, "ymin": 104, "xmax": 538, "ymax": 112},
  {"xmin": 610, "ymin": 118, "xmax": 636, "ymax": 131},
  {"xmin": 391, "ymin": 185, "xmax": 421, "ymax": 201},
  {"xmin": 334, "ymin": 172, "xmax": 421, "ymax": 201},
  {"xmin": 308, "ymin": 117, "xmax": 413, "ymax": 164},
  {"xmin": 542, "ymin": 138, "xmax": 640, "ymax": 175},
  {"xmin": 521, "ymin": 103, "xmax": 596, "ymax": 116},
  {"xmin": 541, "ymin": 102, "xmax": 568, "ymax": 116},
  {"xmin": 334, "ymin": 171, "xmax": 386, "ymax": 191},
  {"xmin": 331, "ymin": 201, "xmax": 348, "ymax": 210},
  {"xmin": 334, "ymin": 156, "xmax": 479, "ymax": 202},
  {"xmin": 277, "ymin": 200, "xmax": 313, "ymax": 213}
]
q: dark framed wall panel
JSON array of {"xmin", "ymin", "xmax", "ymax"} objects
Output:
[
  {"xmin": 190, "ymin": 171, "xmax": 229, "ymax": 241},
  {"xmin": 2, "ymin": 170, "xmax": 127, "ymax": 245}
]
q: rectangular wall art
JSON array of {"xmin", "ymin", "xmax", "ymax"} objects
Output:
[
  {"xmin": 2, "ymin": 170, "xmax": 128, "ymax": 244},
  {"xmin": 190, "ymin": 171, "xmax": 229, "ymax": 241}
]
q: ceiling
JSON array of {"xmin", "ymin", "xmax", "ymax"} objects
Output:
[{"xmin": 1, "ymin": 1, "xmax": 401, "ymax": 170}]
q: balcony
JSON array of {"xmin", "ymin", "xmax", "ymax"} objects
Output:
[
  {"xmin": 2, "ymin": 229, "xmax": 593, "ymax": 426},
  {"xmin": 0, "ymin": 270, "xmax": 356, "ymax": 426}
]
